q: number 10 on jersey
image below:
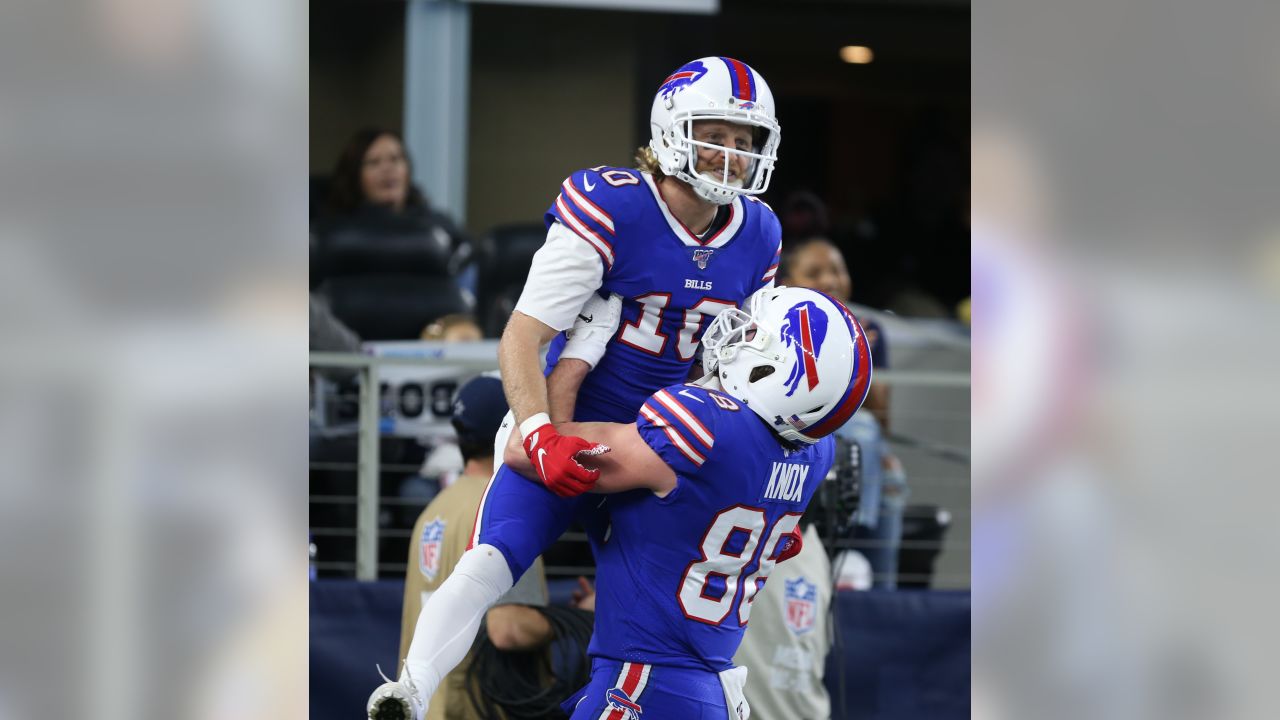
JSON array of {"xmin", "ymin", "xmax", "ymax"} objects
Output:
[{"xmin": 618, "ymin": 295, "xmax": 738, "ymax": 361}]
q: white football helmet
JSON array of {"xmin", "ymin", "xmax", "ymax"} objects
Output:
[
  {"xmin": 648, "ymin": 57, "xmax": 781, "ymax": 205},
  {"xmin": 703, "ymin": 286, "xmax": 873, "ymax": 444}
]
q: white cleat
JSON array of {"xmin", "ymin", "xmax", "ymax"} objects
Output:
[{"xmin": 366, "ymin": 666, "xmax": 425, "ymax": 720}]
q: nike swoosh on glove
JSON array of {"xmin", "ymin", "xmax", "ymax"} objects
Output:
[
  {"xmin": 775, "ymin": 527, "xmax": 804, "ymax": 563},
  {"xmin": 521, "ymin": 423, "xmax": 610, "ymax": 497}
]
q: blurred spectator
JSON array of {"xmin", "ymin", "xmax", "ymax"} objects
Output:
[
  {"xmin": 322, "ymin": 128, "xmax": 424, "ymax": 216},
  {"xmin": 401, "ymin": 381, "xmax": 490, "ymax": 508},
  {"xmin": 779, "ymin": 189, "xmax": 831, "ymax": 243},
  {"xmin": 399, "ymin": 376, "xmax": 552, "ymax": 720},
  {"xmin": 308, "ymin": 292, "xmax": 360, "ymax": 383},
  {"xmin": 780, "ymin": 237, "xmax": 910, "ymax": 588},
  {"xmin": 420, "ymin": 313, "xmax": 483, "ymax": 343},
  {"xmin": 401, "ymin": 316, "xmax": 487, "ymax": 501},
  {"xmin": 309, "ymin": 292, "xmax": 362, "ymax": 353},
  {"xmin": 313, "ymin": 128, "xmax": 477, "ymax": 318},
  {"xmin": 832, "ymin": 547, "xmax": 873, "ymax": 591},
  {"xmin": 779, "ymin": 237, "xmax": 888, "ymax": 427}
]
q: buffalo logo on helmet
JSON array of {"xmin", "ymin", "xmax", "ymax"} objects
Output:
[
  {"xmin": 692, "ymin": 248, "xmax": 715, "ymax": 269},
  {"xmin": 658, "ymin": 60, "xmax": 708, "ymax": 99},
  {"xmin": 784, "ymin": 576, "xmax": 818, "ymax": 634},
  {"xmin": 779, "ymin": 301, "xmax": 829, "ymax": 397},
  {"xmin": 605, "ymin": 687, "xmax": 643, "ymax": 719},
  {"xmin": 419, "ymin": 518, "xmax": 445, "ymax": 581}
]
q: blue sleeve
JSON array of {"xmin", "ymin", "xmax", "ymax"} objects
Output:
[
  {"xmin": 543, "ymin": 166, "xmax": 643, "ymax": 273},
  {"xmin": 635, "ymin": 384, "xmax": 731, "ymax": 477}
]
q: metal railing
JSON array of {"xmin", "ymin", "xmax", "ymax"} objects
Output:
[
  {"xmin": 310, "ymin": 350, "xmax": 500, "ymax": 579},
  {"xmin": 309, "ymin": 349, "xmax": 970, "ymax": 584}
]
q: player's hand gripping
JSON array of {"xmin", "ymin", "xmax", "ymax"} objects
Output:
[
  {"xmin": 775, "ymin": 527, "xmax": 804, "ymax": 564},
  {"xmin": 521, "ymin": 421, "xmax": 610, "ymax": 497}
]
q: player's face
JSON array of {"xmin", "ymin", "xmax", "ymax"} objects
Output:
[
  {"xmin": 360, "ymin": 134, "xmax": 410, "ymax": 210},
  {"xmin": 786, "ymin": 243, "xmax": 852, "ymax": 302},
  {"xmin": 691, "ymin": 120, "xmax": 754, "ymax": 188}
]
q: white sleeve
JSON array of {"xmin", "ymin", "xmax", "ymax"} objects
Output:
[{"xmin": 513, "ymin": 221, "xmax": 606, "ymax": 332}]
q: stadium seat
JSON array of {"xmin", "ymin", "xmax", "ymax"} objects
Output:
[
  {"xmin": 313, "ymin": 213, "xmax": 456, "ymax": 282},
  {"xmin": 318, "ymin": 274, "xmax": 472, "ymax": 340},
  {"xmin": 897, "ymin": 504, "xmax": 952, "ymax": 589},
  {"xmin": 309, "ymin": 174, "xmax": 330, "ymax": 224},
  {"xmin": 475, "ymin": 223, "xmax": 547, "ymax": 336}
]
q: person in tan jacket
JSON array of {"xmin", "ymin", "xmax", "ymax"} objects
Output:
[{"xmin": 399, "ymin": 375, "xmax": 552, "ymax": 720}]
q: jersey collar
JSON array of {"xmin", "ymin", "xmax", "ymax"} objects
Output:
[{"xmin": 642, "ymin": 172, "xmax": 745, "ymax": 249}]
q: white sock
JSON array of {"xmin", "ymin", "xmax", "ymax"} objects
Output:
[{"xmin": 402, "ymin": 544, "xmax": 514, "ymax": 704}]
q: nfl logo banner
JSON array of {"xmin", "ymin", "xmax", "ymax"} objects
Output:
[
  {"xmin": 784, "ymin": 576, "xmax": 817, "ymax": 635},
  {"xmin": 419, "ymin": 518, "xmax": 446, "ymax": 581}
]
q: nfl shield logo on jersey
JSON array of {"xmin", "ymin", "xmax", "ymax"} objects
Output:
[
  {"xmin": 784, "ymin": 576, "xmax": 818, "ymax": 635},
  {"xmin": 419, "ymin": 518, "xmax": 445, "ymax": 581},
  {"xmin": 692, "ymin": 248, "xmax": 715, "ymax": 269}
]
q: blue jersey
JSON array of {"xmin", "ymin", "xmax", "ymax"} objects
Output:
[
  {"xmin": 587, "ymin": 383, "xmax": 835, "ymax": 672},
  {"xmin": 544, "ymin": 166, "xmax": 781, "ymax": 423}
]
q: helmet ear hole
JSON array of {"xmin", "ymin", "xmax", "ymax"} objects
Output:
[{"xmin": 749, "ymin": 365, "xmax": 775, "ymax": 383}]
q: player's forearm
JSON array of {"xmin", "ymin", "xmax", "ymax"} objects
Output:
[
  {"xmin": 502, "ymin": 420, "xmax": 624, "ymax": 483},
  {"xmin": 866, "ymin": 382, "xmax": 891, "ymax": 432},
  {"xmin": 498, "ymin": 311, "xmax": 558, "ymax": 432},
  {"xmin": 556, "ymin": 421, "xmax": 676, "ymax": 495},
  {"xmin": 503, "ymin": 435, "xmax": 534, "ymax": 476},
  {"xmin": 485, "ymin": 605, "xmax": 553, "ymax": 651},
  {"xmin": 547, "ymin": 358, "xmax": 591, "ymax": 423}
]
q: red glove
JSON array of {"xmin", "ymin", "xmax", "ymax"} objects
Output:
[
  {"xmin": 774, "ymin": 527, "xmax": 804, "ymax": 564},
  {"xmin": 521, "ymin": 421, "xmax": 607, "ymax": 497}
]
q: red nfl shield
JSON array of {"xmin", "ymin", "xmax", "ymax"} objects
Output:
[
  {"xmin": 783, "ymin": 576, "xmax": 817, "ymax": 634},
  {"xmin": 419, "ymin": 519, "xmax": 445, "ymax": 581}
]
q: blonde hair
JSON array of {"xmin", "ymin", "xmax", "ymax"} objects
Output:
[
  {"xmin": 420, "ymin": 313, "xmax": 481, "ymax": 341},
  {"xmin": 634, "ymin": 145, "xmax": 666, "ymax": 178}
]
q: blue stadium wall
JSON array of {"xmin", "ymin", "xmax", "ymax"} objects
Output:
[{"xmin": 310, "ymin": 580, "xmax": 969, "ymax": 719}]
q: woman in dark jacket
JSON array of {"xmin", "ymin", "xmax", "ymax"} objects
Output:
[{"xmin": 314, "ymin": 128, "xmax": 474, "ymax": 295}]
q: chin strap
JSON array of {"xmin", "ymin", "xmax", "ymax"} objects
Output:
[
  {"xmin": 690, "ymin": 372, "xmax": 723, "ymax": 390},
  {"xmin": 676, "ymin": 169, "xmax": 738, "ymax": 205}
]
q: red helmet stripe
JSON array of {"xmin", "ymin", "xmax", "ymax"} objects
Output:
[
  {"xmin": 798, "ymin": 305, "xmax": 820, "ymax": 390},
  {"xmin": 720, "ymin": 57, "xmax": 755, "ymax": 101},
  {"xmin": 803, "ymin": 301, "xmax": 872, "ymax": 438}
]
